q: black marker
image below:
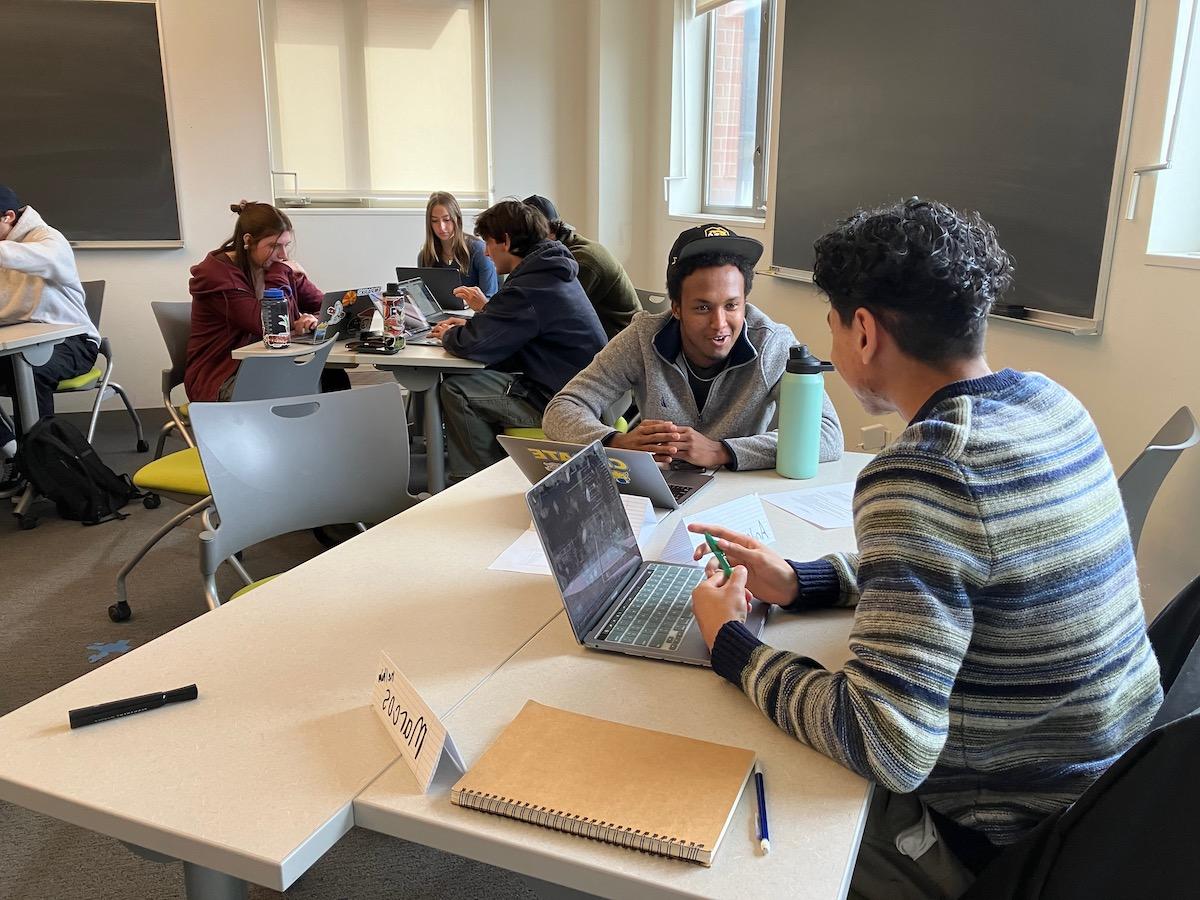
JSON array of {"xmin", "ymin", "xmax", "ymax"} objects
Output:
[{"xmin": 69, "ymin": 684, "xmax": 198, "ymax": 729}]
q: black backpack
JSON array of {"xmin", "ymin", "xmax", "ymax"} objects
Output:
[{"xmin": 15, "ymin": 417, "xmax": 147, "ymax": 525}]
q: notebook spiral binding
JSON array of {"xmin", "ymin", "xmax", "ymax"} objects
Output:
[{"xmin": 453, "ymin": 789, "xmax": 708, "ymax": 863}]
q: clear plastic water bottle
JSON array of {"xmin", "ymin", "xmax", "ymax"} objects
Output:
[
  {"xmin": 776, "ymin": 345, "xmax": 834, "ymax": 479},
  {"xmin": 260, "ymin": 287, "xmax": 290, "ymax": 349},
  {"xmin": 383, "ymin": 283, "xmax": 405, "ymax": 339}
]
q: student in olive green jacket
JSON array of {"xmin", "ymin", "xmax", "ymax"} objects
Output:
[{"xmin": 524, "ymin": 195, "xmax": 642, "ymax": 339}]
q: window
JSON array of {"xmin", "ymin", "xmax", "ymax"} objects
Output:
[
  {"xmin": 702, "ymin": 0, "xmax": 772, "ymax": 217},
  {"xmin": 1147, "ymin": 0, "xmax": 1200, "ymax": 257},
  {"xmin": 260, "ymin": 0, "xmax": 490, "ymax": 208}
]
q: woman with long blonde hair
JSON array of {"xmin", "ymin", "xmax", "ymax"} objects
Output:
[{"xmin": 417, "ymin": 191, "xmax": 497, "ymax": 298}]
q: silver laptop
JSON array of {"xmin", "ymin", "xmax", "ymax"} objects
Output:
[
  {"xmin": 292, "ymin": 286, "xmax": 382, "ymax": 344},
  {"xmin": 498, "ymin": 434, "xmax": 714, "ymax": 509},
  {"xmin": 526, "ymin": 441, "xmax": 767, "ymax": 667},
  {"xmin": 395, "ymin": 266, "xmax": 467, "ymax": 310}
]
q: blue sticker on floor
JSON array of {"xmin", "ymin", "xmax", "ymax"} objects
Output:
[{"xmin": 87, "ymin": 640, "xmax": 133, "ymax": 663}]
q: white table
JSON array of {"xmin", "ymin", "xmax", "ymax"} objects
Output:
[
  {"xmin": 354, "ymin": 457, "xmax": 872, "ymax": 900},
  {"xmin": 0, "ymin": 461, "xmax": 562, "ymax": 898},
  {"xmin": 232, "ymin": 338, "xmax": 484, "ymax": 493},
  {"xmin": 0, "ymin": 455, "xmax": 870, "ymax": 900},
  {"xmin": 0, "ymin": 321, "xmax": 88, "ymax": 524}
]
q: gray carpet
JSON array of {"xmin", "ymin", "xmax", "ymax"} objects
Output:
[{"xmin": 0, "ymin": 407, "xmax": 536, "ymax": 899}]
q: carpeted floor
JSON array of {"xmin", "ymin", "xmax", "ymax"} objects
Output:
[{"xmin": 0, "ymin": 407, "xmax": 537, "ymax": 900}]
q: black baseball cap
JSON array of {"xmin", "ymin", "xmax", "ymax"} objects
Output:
[
  {"xmin": 522, "ymin": 194, "xmax": 559, "ymax": 222},
  {"xmin": 668, "ymin": 223, "xmax": 763, "ymax": 269},
  {"xmin": 0, "ymin": 185, "xmax": 22, "ymax": 215}
]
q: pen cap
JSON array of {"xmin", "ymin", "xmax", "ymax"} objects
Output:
[{"xmin": 166, "ymin": 684, "xmax": 199, "ymax": 702}]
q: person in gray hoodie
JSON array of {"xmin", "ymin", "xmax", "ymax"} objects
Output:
[
  {"xmin": 431, "ymin": 199, "xmax": 607, "ymax": 480},
  {"xmin": 0, "ymin": 185, "xmax": 99, "ymax": 490},
  {"xmin": 543, "ymin": 224, "xmax": 842, "ymax": 470}
]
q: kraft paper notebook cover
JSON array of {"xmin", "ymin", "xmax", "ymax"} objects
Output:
[{"xmin": 450, "ymin": 700, "xmax": 756, "ymax": 866}]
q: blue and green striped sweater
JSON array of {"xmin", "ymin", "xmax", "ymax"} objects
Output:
[{"xmin": 712, "ymin": 369, "xmax": 1163, "ymax": 845}]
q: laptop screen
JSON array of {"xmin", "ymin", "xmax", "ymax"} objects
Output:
[
  {"xmin": 398, "ymin": 278, "xmax": 444, "ymax": 320},
  {"xmin": 526, "ymin": 442, "xmax": 642, "ymax": 641}
]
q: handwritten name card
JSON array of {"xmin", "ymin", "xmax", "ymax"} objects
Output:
[{"xmin": 372, "ymin": 650, "xmax": 464, "ymax": 792}]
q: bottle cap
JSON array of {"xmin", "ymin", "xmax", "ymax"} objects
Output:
[
  {"xmin": 385, "ymin": 282, "xmax": 400, "ymax": 294},
  {"xmin": 786, "ymin": 344, "xmax": 834, "ymax": 374},
  {"xmin": 261, "ymin": 287, "xmax": 285, "ymax": 300}
]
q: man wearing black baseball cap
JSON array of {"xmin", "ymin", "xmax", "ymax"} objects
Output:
[
  {"xmin": 0, "ymin": 185, "xmax": 99, "ymax": 492},
  {"xmin": 523, "ymin": 194, "xmax": 642, "ymax": 338},
  {"xmin": 543, "ymin": 223, "xmax": 842, "ymax": 470}
]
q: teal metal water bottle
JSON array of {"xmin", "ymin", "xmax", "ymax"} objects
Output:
[{"xmin": 776, "ymin": 345, "xmax": 834, "ymax": 479}]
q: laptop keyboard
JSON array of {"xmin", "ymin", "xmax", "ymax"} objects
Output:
[
  {"xmin": 669, "ymin": 482, "xmax": 694, "ymax": 502},
  {"xmin": 599, "ymin": 564, "xmax": 704, "ymax": 651}
]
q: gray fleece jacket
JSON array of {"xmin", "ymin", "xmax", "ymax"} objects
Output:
[{"xmin": 542, "ymin": 306, "xmax": 843, "ymax": 470}]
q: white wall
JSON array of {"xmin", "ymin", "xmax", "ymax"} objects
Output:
[
  {"xmin": 622, "ymin": 0, "xmax": 1200, "ymax": 616},
  {"xmin": 62, "ymin": 0, "xmax": 590, "ymax": 413}
]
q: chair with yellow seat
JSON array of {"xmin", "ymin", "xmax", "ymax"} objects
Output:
[
  {"xmin": 150, "ymin": 300, "xmax": 196, "ymax": 458},
  {"xmin": 501, "ymin": 390, "xmax": 633, "ymax": 441},
  {"xmin": 109, "ymin": 330, "xmax": 336, "ymax": 622},
  {"xmin": 191, "ymin": 383, "xmax": 417, "ymax": 608},
  {"xmin": 54, "ymin": 280, "xmax": 148, "ymax": 450}
]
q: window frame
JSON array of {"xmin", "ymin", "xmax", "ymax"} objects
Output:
[
  {"xmin": 258, "ymin": 0, "xmax": 492, "ymax": 210},
  {"xmin": 700, "ymin": 0, "xmax": 774, "ymax": 219}
]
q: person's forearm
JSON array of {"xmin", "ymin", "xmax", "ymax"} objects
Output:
[{"xmin": 0, "ymin": 237, "xmax": 75, "ymax": 284}]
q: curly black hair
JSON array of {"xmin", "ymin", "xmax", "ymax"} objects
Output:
[
  {"xmin": 812, "ymin": 198, "xmax": 1014, "ymax": 362},
  {"xmin": 474, "ymin": 199, "xmax": 550, "ymax": 258},
  {"xmin": 666, "ymin": 251, "xmax": 755, "ymax": 304}
]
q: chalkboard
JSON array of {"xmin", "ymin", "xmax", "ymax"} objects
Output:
[
  {"xmin": 772, "ymin": 1, "xmax": 1138, "ymax": 323},
  {"xmin": 2, "ymin": 0, "xmax": 182, "ymax": 246}
]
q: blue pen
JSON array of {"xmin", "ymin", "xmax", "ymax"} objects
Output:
[{"xmin": 754, "ymin": 762, "xmax": 770, "ymax": 853}]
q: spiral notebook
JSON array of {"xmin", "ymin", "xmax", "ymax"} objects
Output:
[{"xmin": 449, "ymin": 701, "xmax": 756, "ymax": 866}]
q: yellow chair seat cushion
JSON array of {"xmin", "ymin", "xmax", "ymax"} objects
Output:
[
  {"xmin": 56, "ymin": 367, "xmax": 101, "ymax": 391},
  {"xmin": 502, "ymin": 417, "xmax": 627, "ymax": 441},
  {"xmin": 133, "ymin": 447, "xmax": 210, "ymax": 496},
  {"xmin": 230, "ymin": 574, "xmax": 278, "ymax": 600},
  {"xmin": 178, "ymin": 402, "xmax": 190, "ymax": 420}
]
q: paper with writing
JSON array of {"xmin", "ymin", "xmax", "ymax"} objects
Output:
[
  {"xmin": 762, "ymin": 482, "xmax": 855, "ymax": 529},
  {"xmin": 372, "ymin": 650, "xmax": 463, "ymax": 792},
  {"xmin": 658, "ymin": 494, "xmax": 777, "ymax": 565},
  {"xmin": 488, "ymin": 494, "xmax": 657, "ymax": 576}
]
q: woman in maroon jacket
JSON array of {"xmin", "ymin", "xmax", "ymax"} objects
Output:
[{"xmin": 185, "ymin": 202, "xmax": 330, "ymax": 402}]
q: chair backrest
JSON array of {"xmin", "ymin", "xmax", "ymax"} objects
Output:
[
  {"xmin": 1117, "ymin": 406, "xmax": 1199, "ymax": 553},
  {"xmin": 964, "ymin": 707, "xmax": 1200, "ymax": 899},
  {"xmin": 81, "ymin": 280, "xmax": 106, "ymax": 329},
  {"xmin": 191, "ymin": 383, "xmax": 417, "ymax": 597},
  {"xmin": 635, "ymin": 287, "xmax": 670, "ymax": 315},
  {"xmin": 230, "ymin": 341, "xmax": 335, "ymax": 402},
  {"xmin": 151, "ymin": 300, "xmax": 192, "ymax": 391}
]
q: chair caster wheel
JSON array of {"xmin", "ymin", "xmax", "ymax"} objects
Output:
[
  {"xmin": 108, "ymin": 601, "xmax": 132, "ymax": 622},
  {"xmin": 136, "ymin": 440, "xmax": 150, "ymax": 453},
  {"xmin": 17, "ymin": 514, "xmax": 38, "ymax": 531},
  {"xmin": 143, "ymin": 493, "xmax": 161, "ymax": 509}
]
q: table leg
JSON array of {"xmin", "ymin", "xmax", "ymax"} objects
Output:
[
  {"xmin": 183, "ymin": 862, "xmax": 249, "ymax": 900},
  {"xmin": 424, "ymin": 377, "xmax": 445, "ymax": 493},
  {"xmin": 9, "ymin": 342, "xmax": 60, "ymax": 528}
]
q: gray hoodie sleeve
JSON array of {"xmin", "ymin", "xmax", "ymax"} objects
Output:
[
  {"xmin": 722, "ymin": 386, "xmax": 842, "ymax": 470},
  {"xmin": 542, "ymin": 327, "xmax": 643, "ymax": 444}
]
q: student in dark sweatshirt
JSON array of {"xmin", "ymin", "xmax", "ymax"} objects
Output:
[
  {"xmin": 430, "ymin": 200, "xmax": 606, "ymax": 480},
  {"xmin": 186, "ymin": 202, "xmax": 344, "ymax": 402}
]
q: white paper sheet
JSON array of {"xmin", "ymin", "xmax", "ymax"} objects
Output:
[
  {"xmin": 658, "ymin": 494, "xmax": 777, "ymax": 565},
  {"xmin": 488, "ymin": 494, "xmax": 657, "ymax": 576},
  {"xmin": 761, "ymin": 482, "xmax": 855, "ymax": 529}
]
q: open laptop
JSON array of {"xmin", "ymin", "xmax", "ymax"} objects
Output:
[
  {"xmin": 526, "ymin": 441, "xmax": 767, "ymax": 667},
  {"xmin": 292, "ymin": 287, "xmax": 382, "ymax": 344},
  {"xmin": 497, "ymin": 434, "xmax": 714, "ymax": 509},
  {"xmin": 395, "ymin": 266, "xmax": 467, "ymax": 310},
  {"xmin": 395, "ymin": 277, "xmax": 464, "ymax": 345}
]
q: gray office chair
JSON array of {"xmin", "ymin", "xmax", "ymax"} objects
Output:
[
  {"xmin": 150, "ymin": 300, "xmax": 196, "ymax": 458},
  {"xmin": 635, "ymin": 287, "xmax": 670, "ymax": 315},
  {"xmin": 54, "ymin": 280, "xmax": 148, "ymax": 449},
  {"xmin": 191, "ymin": 383, "xmax": 418, "ymax": 609},
  {"xmin": 229, "ymin": 339, "xmax": 334, "ymax": 401},
  {"xmin": 1117, "ymin": 406, "xmax": 1199, "ymax": 553}
]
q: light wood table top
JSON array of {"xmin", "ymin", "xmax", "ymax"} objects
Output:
[
  {"xmin": 232, "ymin": 338, "xmax": 485, "ymax": 370},
  {"xmin": 355, "ymin": 456, "xmax": 872, "ymax": 900},
  {"xmin": 0, "ymin": 461, "xmax": 562, "ymax": 891},
  {"xmin": 0, "ymin": 321, "xmax": 87, "ymax": 352}
]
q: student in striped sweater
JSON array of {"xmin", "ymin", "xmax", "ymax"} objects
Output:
[{"xmin": 688, "ymin": 198, "xmax": 1162, "ymax": 899}]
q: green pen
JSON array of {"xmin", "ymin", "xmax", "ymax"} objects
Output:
[{"xmin": 704, "ymin": 532, "xmax": 733, "ymax": 578}]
